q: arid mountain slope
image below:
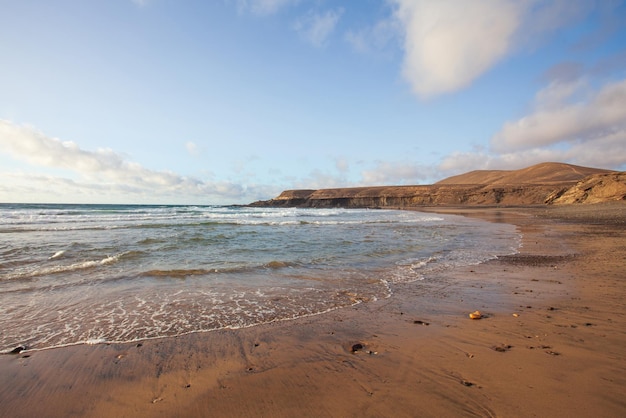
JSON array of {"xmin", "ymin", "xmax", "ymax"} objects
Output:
[
  {"xmin": 436, "ymin": 162, "xmax": 612, "ymax": 185},
  {"xmin": 251, "ymin": 163, "xmax": 624, "ymax": 208}
]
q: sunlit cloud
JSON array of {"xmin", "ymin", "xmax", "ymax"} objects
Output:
[
  {"xmin": 491, "ymin": 78, "xmax": 626, "ymax": 153},
  {"xmin": 293, "ymin": 8, "xmax": 344, "ymax": 48},
  {"xmin": 0, "ymin": 120, "xmax": 258, "ymax": 203},
  {"xmin": 391, "ymin": 0, "xmax": 523, "ymax": 99},
  {"xmin": 360, "ymin": 161, "xmax": 435, "ymax": 185},
  {"xmin": 388, "ymin": 0, "xmax": 595, "ymax": 99},
  {"xmin": 437, "ymin": 77, "xmax": 626, "ymax": 175}
]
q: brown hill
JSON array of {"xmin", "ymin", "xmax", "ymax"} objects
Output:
[
  {"xmin": 436, "ymin": 162, "xmax": 613, "ymax": 185},
  {"xmin": 250, "ymin": 163, "xmax": 624, "ymax": 208}
]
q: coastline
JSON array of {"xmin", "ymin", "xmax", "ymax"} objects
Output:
[{"xmin": 1, "ymin": 203, "xmax": 625, "ymax": 417}]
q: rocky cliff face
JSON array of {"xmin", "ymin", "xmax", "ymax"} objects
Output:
[
  {"xmin": 250, "ymin": 163, "xmax": 625, "ymax": 208},
  {"xmin": 546, "ymin": 172, "xmax": 626, "ymax": 204}
]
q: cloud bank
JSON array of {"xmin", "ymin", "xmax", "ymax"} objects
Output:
[
  {"xmin": 440, "ymin": 77, "xmax": 626, "ymax": 174},
  {"xmin": 0, "ymin": 120, "xmax": 263, "ymax": 204},
  {"xmin": 492, "ymin": 79, "xmax": 626, "ymax": 153}
]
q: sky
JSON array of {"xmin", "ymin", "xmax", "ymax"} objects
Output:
[{"xmin": 1, "ymin": 0, "xmax": 626, "ymax": 205}]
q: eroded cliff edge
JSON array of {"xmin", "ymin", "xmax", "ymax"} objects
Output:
[{"xmin": 249, "ymin": 163, "xmax": 626, "ymax": 208}]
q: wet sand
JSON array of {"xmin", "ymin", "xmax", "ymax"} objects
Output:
[{"xmin": 1, "ymin": 203, "xmax": 625, "ymax": 417}]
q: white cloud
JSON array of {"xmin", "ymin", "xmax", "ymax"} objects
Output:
[
  {"xmin": 439, "ymin": 149, "xmax": 563, "ymax": 175},
  {"xmin": 0, "ymin": 120, "xmax": 255, "ymax": 204},
  {"xmin": 388, "ymin": 0, "xmax": 597, "ymax": 99},
  {"xmin": 438, "ymin": 79, "xmax": 626, "ymax": 176},
  {"xmin": 334, "ymin": 157, "xmax": 349, "ymax": 173},
  {"xmin": 185, "ymin": 141, "xmax": 202, "ymax": 157},
  {"xmin": 391, "ymin": 0, "xmax": 524, "ymax": 99},
  {"xmin": 491, "ymin": 78, "xmax": 626, "ymax": 152},
  {"xmin": 439, "ymin": 133, "xmax": 626, "ymax": 176},
  {"xmin": 236, "ymin": 0, "xmax": 298, "ymax": 15},
  {"xmin": 360, "ymin": 161, "xmax": 435, "ymax": 185},
  {"xmin": 345, "ymin": 18, "xmax": 398, "ymax": 54},
  {"xmin": 293, "ymin": 8, "xmax": 344, "ymax": 48}
]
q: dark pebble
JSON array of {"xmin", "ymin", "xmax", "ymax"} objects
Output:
[
  {"xmin": 351, "ymin": 343, "xmax": 364, "ymax": 353},
  {"xmin": 10, "ymin": 345, "xmax": 26, "ymax": 354},
  {"xmin": 413, "ymin": 320, "xmax": 430, "ymax": 326},
  {"xmin": 492, "ymin": 344, "xmax": 513, "ymax": 352}
]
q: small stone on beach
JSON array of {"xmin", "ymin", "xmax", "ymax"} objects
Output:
[
  {"xmin": 351, "ymin": 343, "xmax": 364, "ymax": 353},
  {"xmin": 469, "ymin": 311, "xmax": 482, "ymax": 319},
  {"xmin": 9, "ymin": 345, "xmax": 26, "ymax": 354}
]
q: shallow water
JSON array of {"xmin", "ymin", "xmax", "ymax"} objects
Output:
[{"xmin": 0, "ymin": 204, "xmax": 519, "ymax": 352}]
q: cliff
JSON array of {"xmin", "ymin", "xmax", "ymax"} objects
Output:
[
  {"xmin": 546, "ymin": 172, "xmax": 626, "ymax": 204},
  {"xmin": 250, "ymin": 163, "xmax": 626, "ymax": 208}
]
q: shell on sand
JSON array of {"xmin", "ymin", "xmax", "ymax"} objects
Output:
[{"xmin": 469, "ymin": 310, "xmax": 482, "ymax": 319}]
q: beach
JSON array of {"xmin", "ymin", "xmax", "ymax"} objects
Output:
[{"xmin": 1, "ymin": 203, "xmax": 625, "ymax": 417}]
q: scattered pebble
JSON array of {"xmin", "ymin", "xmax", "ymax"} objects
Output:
[
  {"xmin": 413, "ymin": 320, "xmax": 430, "ymax": 326},
  {"xmin": 492, "ymin": 344, "xmax": 513, "ymax": 352},
  {"xmin": 512, "ymin": 313, "xmax": 519, "ymax": 317},
  {"xmin": 545, "ymin": 350, "xmax": 561, "ymax": 356},
  {"xmin": 461, "ymin": 379, "xmax": 474, "ymax": 387}
]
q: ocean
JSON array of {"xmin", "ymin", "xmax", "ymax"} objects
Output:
[{"xmin": 0, "ymin": 204, "xmax": 519, "ymax": 353}]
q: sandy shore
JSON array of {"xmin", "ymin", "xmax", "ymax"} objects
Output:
[{"xmin": 1, "ymin": 203, "xmax": 625, "ymax": 417}]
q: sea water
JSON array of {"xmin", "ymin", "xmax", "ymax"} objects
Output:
[{"xmin": 0, "ymin": 204, "xmax": 519, "ymax": 353}]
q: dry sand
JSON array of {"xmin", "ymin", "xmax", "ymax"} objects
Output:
[{"xmin": 1, "ymin": 203, "xmax": 625, "ymax": 417}]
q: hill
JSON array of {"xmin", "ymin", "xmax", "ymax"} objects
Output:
[
  {"xmin": 250, "ymin": 163, "xmax": 625, "ymax": 208},
  {"xmin": 436, "ymin": 162, "xmax": 612, "ymax": 185}
]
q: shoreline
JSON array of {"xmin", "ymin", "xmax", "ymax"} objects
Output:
[{"xmin": 1, "ymin": 203, "xmax": 625, "ymax": 417}]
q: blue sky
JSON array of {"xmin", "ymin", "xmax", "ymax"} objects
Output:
[{"xmin": 1, "ymin": 0, "xmax": 625, "ymax": 204}]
